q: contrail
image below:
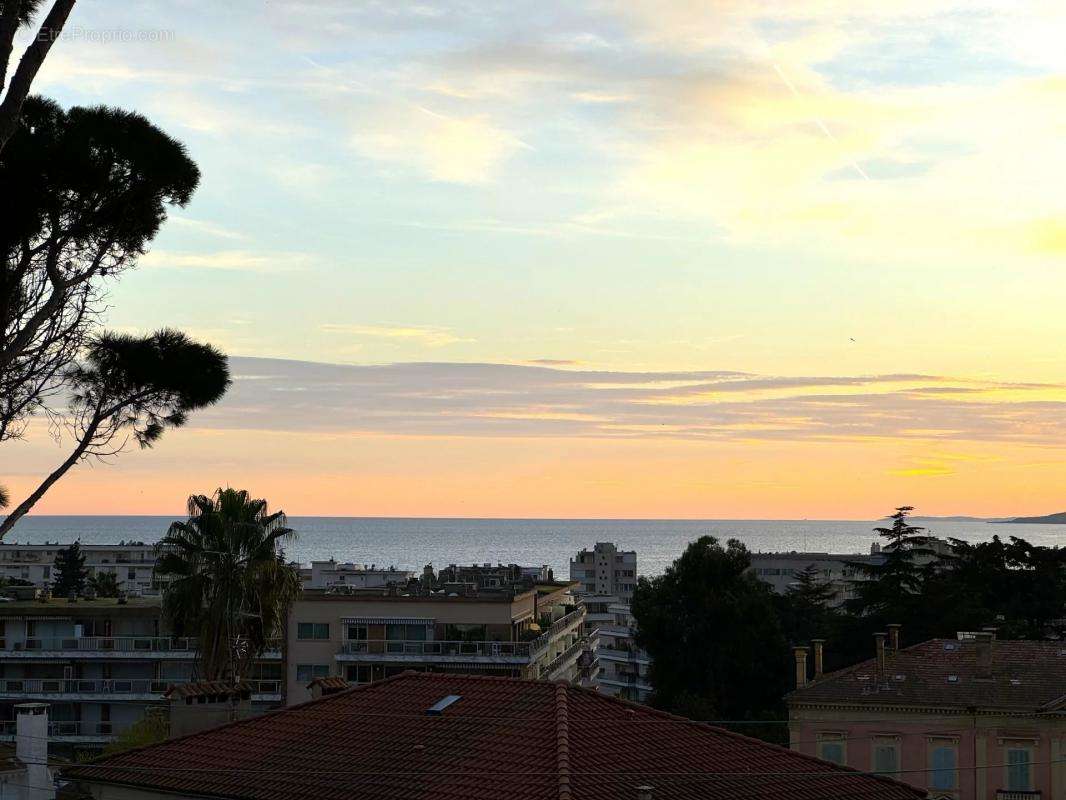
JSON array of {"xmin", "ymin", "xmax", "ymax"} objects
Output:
[{"xmin": 772, "ymin": 62, "xmax": 870, "ymax": 181}]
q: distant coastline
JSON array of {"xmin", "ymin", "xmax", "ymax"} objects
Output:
[{"xmin": 999, "ymin": 511, "xmax": 1066, "ymax": 524}]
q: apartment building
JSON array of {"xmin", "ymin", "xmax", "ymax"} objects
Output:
[
  {"xmin": 299, "ymin": 560, "xmax": 413, "ymax": 590},
  {"xmin": 0, "ymin": 542, "xmax": 160, "ymax": 595},
  {"xmin": 285, "ymin": 570, "xmax": 594, "ymax": 705},
  {"xmin": 569, "ymin": 542, "xmax": 637, "ymax": 601},
  {"xmin": 585, "ymin": 596, "xmax": 652, "ymax": 703},
  {"xmin": 789, "ymin": 627, "xmax": 1066, "ymax": 800},
  {"xmin": 749, "ymin": 537, "xmax": 954, "ymax": 606},
  {"xmin": 0, "ymin": 595, "xmax": 282, "ymax": 752}
]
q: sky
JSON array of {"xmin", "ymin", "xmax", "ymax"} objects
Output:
[{"xmin": 6, "ymin": 0, "xmax": 1066, "ymax": 519}]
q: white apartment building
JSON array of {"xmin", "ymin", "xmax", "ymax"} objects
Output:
[
  {"xmin": 0, "ymin": 543, "xmax": 160, "ymax": 595},
  {"xmin": 300, "ymin": 561, "xmax": 413, "ymax": 590},
  {"xmin": 569, "ymin": 542, "xmax": 637, "ymax": 601},
  {"xmin": 0, "ymin": 595, "xmax": 282, "ymax": 753},
  {"xmin": 570, "ymin": 542, "xmax": 650, "ymax": 703}
]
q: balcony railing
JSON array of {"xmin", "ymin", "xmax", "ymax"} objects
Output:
[
  {"xmin": 0, "ymin": 678, "xmax": 282, "ymax": 697},
  {"xmin": 996, "ymin": 791, "xmax": 1041, "ymax": 800},
  {"xmin": 339, "ymin": 640, "xmax": 533, "ymax": 659},
  {"xmin": 14, "ymin": 636, "xmax": 197, "ymax": 653},
  {"xmin": 530, "ymin": 608, "xmax": 585, "ymax": 654},
  {"xmin": 539, "ymin": 635, "xmax": 592, "ymax": 680},
  {"xmin": 0, "ymin": 720, "xmax": 133, "ymax": 739},
  {"xmin": 4, "ymin": 637, "xmax": 281, "ymax": 656}
]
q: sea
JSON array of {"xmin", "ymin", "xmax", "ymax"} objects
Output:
[{"xmin": 3, "ymin": 516, "xmax": 1065, "ymax": 577}]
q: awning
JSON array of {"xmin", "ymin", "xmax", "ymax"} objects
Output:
[{"xmin": 341, "ymin": 617, "xmax": 434, "ymax": 626}]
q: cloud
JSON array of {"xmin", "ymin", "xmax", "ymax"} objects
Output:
[
  {"xmin": 190, "ymin": 357, "xmax": 1066, "ymax": 445},
  {"xmin": 318, "ymin": 324, "xmax": 475, "ymax": 348},
  {"xmin": 140, "ymin": 250, "xmax": 310, "ymax": 273}
]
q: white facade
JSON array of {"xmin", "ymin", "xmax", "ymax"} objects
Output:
[
  {"xmin": 0, "ymin": 597, "xmax": 282, "ymax": 752},
  {"xmin": 303, "ymin": 561, "xmax": 413, "ymax": 590},
  {"xmin": 0, "ymin": 543, "xmax": 160, "ymax": 595},
  {"xmin": 569, "ymin": 542, "xmax": 637, "ymax": 602},
  {"xmin": 571, "ymin": 543, "xmax": 650, "ymax": 703}
]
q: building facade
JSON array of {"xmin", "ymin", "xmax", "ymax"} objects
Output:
[
  {"xmin": 0, "ymin": 596, "xmax": 282, "ymax": 752},
  {"xmin": 0, "ymin": 543, "xmax": 160, "ymax": 595},
  {"xmin": 585, "ymin": 597, "xmax": 652, "ymax": 703},
  {"xmin": 284, "ymin": 572, "xmax": 594, "ymax": 705},
  {"xmin": 299, "ymin": 561, "xmax": 413, "ymax": 590},
  {"xmin": 569, "ymin": 542, "xmax": 637, "ymax": 601},
  {"xmin": 789, "ymin": 629, "xmax": 1066, "ymax": 800}
]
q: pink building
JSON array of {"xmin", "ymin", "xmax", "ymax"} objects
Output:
[{"xmin": 788, "ymin": 629, "xmax": 1066, "ymax": 800}]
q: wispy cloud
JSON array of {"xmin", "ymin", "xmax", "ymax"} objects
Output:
[
  {"xmin": 195, "ymin": 357, "xmax": 1066, "ymax": 445},
  {"xmin": 318, "ymin": 324, "xmax": 475, "ymax": 348},
  {"xmin": 140, "ymin": 250, "xmax": 311, "ymax": 273}
]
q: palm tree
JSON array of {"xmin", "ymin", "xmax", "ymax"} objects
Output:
[{"xmin": 155, "ymin": 489, "xmax": 301, "ymax": 682}]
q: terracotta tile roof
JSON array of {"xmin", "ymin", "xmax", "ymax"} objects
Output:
[
  {"xmin": 306, "ymin": 676, "xmax": 349, "ymax": 691},
  {"xmin": 165, "ymin": 681, "xmax": 251, "ymax": 700},
  {"xmin": 790, "ymin": 638, "xmax": 1066, "ymax": 711},
  {"xmin": 65, "ymin": 672, "xmax": 922, "ymax": 800}
]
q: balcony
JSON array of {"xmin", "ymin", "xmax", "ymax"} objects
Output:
[
  {"xmin": 597, "ymin": 645, "xmax": 650, "ymax": 665},
  {"xmin": 0, "ymin": 719, "xmax": 133, "ymax": 743},
  {"xmin": 0, "ymin": 678, "xmax": 282, "ymax": 701},
  {"xmin": 529, "ymin": 608, "xmax": 585, "ymax": 654},
  {"xmin": 996, "ymin": 792, "xmax": 1041, "ymax": 800},
  {"xmin": 539, "ymin": 635, "xmax": 594, "ymax": 681},
  {"xmin": 2, "ymin": 637, "xmax": 282, "ymax": 660},
  {"xmin": 337, "ymin": 640, "xmax": 534, "ymax": 664},
  {"xmin": 6, "ymin": 636, "xmax": 197, "ymax": 658}
]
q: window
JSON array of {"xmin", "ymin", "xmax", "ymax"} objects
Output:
[
  {"xmin": 1007, "ymin": 747, "xmax": 1033, "ymax": 791},
  {"xmin": 873, "ymin": 742, "xmax": 899, "ymax": 774},
  {"xmin": 385, "ymin": 624, "xmax": 427, "ymax": 641},
  {"xmin": 930, "ymin": 745, "xmax": 957, "ymax": 790},
  {"xmin": 128, "ymin": 568, "xmax": 137, "ymax": 580},
  {"xmin": 296, "ymin": 622, "xmax": 329, "ymax": 640},
  {"xmin": 817, "ymin": 736, "xmax": 845, "ymax": 765},
  {"xmin": 295, "ymin": 664, "xmax": 330, "ymax": 683},
  {"xmin": 346, "ymin": 624, "xmax": 368, "ymax": 641},
  {"xmin": 346, "ymin": 665, "xmax": 373, "ymax": 683}
]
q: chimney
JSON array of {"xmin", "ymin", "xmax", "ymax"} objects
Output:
[
  {"xmin": 793, "ymin": 646, "xmax": 810, "ymax": 689},
  {"xmin": 975, "ymin": 631, "xmax": 994, "ymax": 678},
  {"xmin": 811, "ymin": 639, "xmax": 825, "ymax": 679},
  {"xmin": 16, "ymin": 702, "xmax": 47, "ymax": 765},
  {"xmin": 874, "ymin": 633, "xmax": 887, "ymax": 679},
  {"xmin": 636, "ymin": 786, "xmax": 654, "ymax": 800},
  {"xmin": 16, "ymin": 702, "xmax": 52, "ymax": 794},
  {"xmin": 887, "ymin": 623, "xmax": 901, "ymax": 651}
]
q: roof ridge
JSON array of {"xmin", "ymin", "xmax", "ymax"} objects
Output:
[{"xmin": 554, "ymin": 682, "xmax": 572, "ymax": 800}]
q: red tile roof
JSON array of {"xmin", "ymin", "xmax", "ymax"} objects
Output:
[
  {"xmin": 790, "ymin": 638, "xmax": 1066, "ymax": 712},
  {"xmin": 165, "ymin": 681, "xmax": 251, "ymax": 700},
  {"xmin": 66, "ymin": 672, "xmax": 923, "ymax": 800},
  {"xmin": 306, "ymin": 675, "xmax": 349, "ymax": 692}
]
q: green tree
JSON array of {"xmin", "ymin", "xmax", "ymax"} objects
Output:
[
  {"xmin": 846, "ymin": 506, "xmax": 933, "ymax": 617},
  {"xmin": 88, "ymin": 570, "xmax": 120, "ymax": 598},
  {"xmin": 631, "ymin": 536, "xmax": 789, "ymax": 727},
  {"xmin": 0, "ymin": 329, "xmax": 229, "ymax": 535},
  {"xmin": 0, "ymin": 2, "xmax": 78, "ymax": 153},
  {"xmin": 776, "ymin": 564, "xmax": 839, "ymax": 648},
  {"xmin": 155, "ymin": 489, "xmax": 302, "ymax": 682},
  {"xmin": 52, "ymin": 541, "xmax": 86, "ymax": 596},
  {"xmin": 99, "ymin": 710, "xmax": 168, "ymax": 757}
]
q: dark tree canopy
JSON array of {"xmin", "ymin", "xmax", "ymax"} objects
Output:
[
  {"xmin": 845, "ymin": 506, "xmax": 932, "ymax": 617},
  {"xmin": 52, "ymin": 540, "xmax": 86, "ymax": 597},
  {"xmin": 0, "ymin": 329, "xmax": 230, "ymax": 535},
  {"xmin": 0, "ymin": 96, "xmax": 201, "ymax": 440},
  {"xmin": 88, "ymin": 570, "xmax": 120, "ymax": 598},
  {"xmin": 631, "ymin": 536, "xmax": 788, "ymax": 726}
]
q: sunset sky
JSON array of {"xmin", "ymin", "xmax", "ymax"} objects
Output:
[{"xmin": 8, "ymin": 0, "xmax": 1066, "ymax": 518}]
